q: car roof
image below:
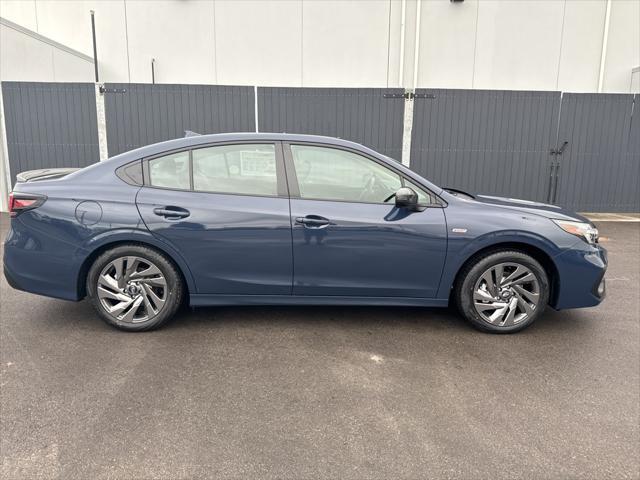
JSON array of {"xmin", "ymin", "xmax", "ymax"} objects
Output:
[
  {"xmin": 69, "ymin": 132, "xmax": 443, "ymax": 195},
  {"xmin": 107, "ymin": 132, "xmax": 379, "ymax": 164}
]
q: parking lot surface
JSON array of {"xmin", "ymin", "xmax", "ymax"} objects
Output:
[{"xmin": 1, "ymin": 215, "xmax": 638, "ymax": 479}]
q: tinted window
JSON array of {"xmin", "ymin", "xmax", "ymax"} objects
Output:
[
  {"xmin": 291, "ymin": 145, "xmax": 401, "ymax": 203},
  {"xmin": 149, "ymin": 151, "xmax": 190, "ymax": 189},
  {"xmin": 193, "ymin": 144, "xmax": 277, "ymax": 196},
  {"xmin": 405, "ymin": 179, "xmax": 433, "ymax": 205},
  {"xmin": 116, "ymin": 160, "xmax": 143, "ymax": 185}
]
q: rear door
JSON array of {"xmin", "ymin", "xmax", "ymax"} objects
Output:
[
  {"xmin": 284, "ymin": 143, "xmax": 447, "ymax": 298},
  {"xmin": 136, "ymin": 142, "xmax": 293, "ymax": 295}
]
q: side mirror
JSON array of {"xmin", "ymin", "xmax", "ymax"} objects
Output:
[{"xmin": 395, "ymin": 187, "xmax": 418, "ymax": 210}]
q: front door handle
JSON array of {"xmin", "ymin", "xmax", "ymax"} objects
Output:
[
  {"xmin": 295, "ymin": 215, "xmax": 331, "ymax": 228},
  {"xmin": 153, "ymin": 206, "xmax": 190, "ymax": 219}
]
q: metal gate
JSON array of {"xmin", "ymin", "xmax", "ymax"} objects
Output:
[
  {"xmin": 257, "ymin": 87, "xmax": 405, "ymax": 159},
  {"xmin": 553, "ymin": 93, "xmax": 639, "ymax": 212},
  {"xmin": 409, "ymin": 89, "xmax": 562, "ymax": 202},
  {"xmin": 1, "ymin": 82, "xmax": 99, "ymax": 182},
  {"xmin": 103, "ymin": 83, "xmax": 255, "ymax": 156}
]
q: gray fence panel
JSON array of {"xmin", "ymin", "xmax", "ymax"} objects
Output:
[
  {"xmin": 410, "ymin": 89, "xmax": 561, "ymax": 202},
  {"xmin": 258, "ymin": 87, "xmax": 405, "ymax": 159},
  {"xmin": 1, "ymin": 81, "xmax": 99, "ymax": 182},
  {"xmin": 104, "ymin": 83, "xmax": 255, "ymax": 156},
  {"xmin": 554, "ymin": 93, "xmax": 639, "ymax": 212}
]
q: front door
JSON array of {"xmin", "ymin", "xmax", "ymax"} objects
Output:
[
  {"xmin": 136, "ymin": 142, "xmax": 293, "ymax": 295},
  {"xmin": 285, "ymin": 144, "xmax": 447, "ymax": 298}
]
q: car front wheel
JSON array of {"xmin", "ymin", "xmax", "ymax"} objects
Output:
[
  {"xmin": 455, "ymin": 250, "xmax": 550, "ymax": 333},
  {"xmin": 86, "ymin": 245, "xmax": 183, "ymax": 331}
]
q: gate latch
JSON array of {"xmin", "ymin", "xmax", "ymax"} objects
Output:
[
  {"xmin": 383, "ymin": 92, "xmax": 436, "ymax": 100},
  {"xmin": 99, "ymin": 86, "xmax": 127, "ymax": 94},
  {"xmin": 550, "ymin": 141, "xmax": 569, "ymax": 155}
]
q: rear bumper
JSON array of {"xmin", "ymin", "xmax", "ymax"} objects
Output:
[
  {"xmin": 3, "ymin": 219, "xmax": 82, "ymax": 301},
  {"xmin": 3, "ymin": 263, "xmax": 22, "ymax": 291},
  {"xmin": 552, "ymin": 242, "xmax": 607, "ymax": 310},
  {"xmin": 3, "ymin": 247, "xmax": 81, "ymax": 301}
]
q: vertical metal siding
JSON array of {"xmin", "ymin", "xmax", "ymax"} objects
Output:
[
  {"xmin": 410, "ymin": 89, "xmax": 561, "ymax": 202},
  {"xmin": 1, "ymin": 82, "xmax": 99, "ymax": 182},
  {"xmin": 258, "ymin": 87, "xmax": 405, "ymax": 159},
  {"xmin": 2, "ymin": 82, "xmax": 638, "ymax": 213},
  {"xmin": 104, "ymin": 83, "xmax": 255, "ymax": 156},
  {"xmin": 555, "ymin": 93, "xmax": 639, "ymax": 212}
]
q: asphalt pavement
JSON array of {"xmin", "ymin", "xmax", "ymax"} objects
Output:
[{"xmin": 1, "ymin": 215, "xmax": 638, "ymax": 479}]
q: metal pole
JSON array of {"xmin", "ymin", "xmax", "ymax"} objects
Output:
[
  {"xmin": 151, "ymin": 58, "xmax": 156, "ymax": 84},
  {"xmin": 412, "ymin": 0, "xmax": 422, "ymax": 91},
  {"xmin": 90, "ymin": 10, "xmax": 99, "ymax": 82}
]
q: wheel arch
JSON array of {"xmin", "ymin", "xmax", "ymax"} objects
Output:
[
  {"xmin": 76, "ymin": 235, "xmax": 196, "ymax": 300},
  {"xmin": 449, "ymin": 241, "xmax": 560, "ymax": 307}
]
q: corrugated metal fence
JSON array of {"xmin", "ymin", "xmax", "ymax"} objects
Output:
[
  {"xmin": 1, "ymin": 81, "xmax": 638, "ymax": 212},
  {"xmin": 103, "ymin": 83, "xmax": 255, "ymax": 156},
  {"xmin": 409, "ymin": 89, "xmax": 561, "ymax": 203},
  {"xmin": 258, "ymin": 87, "xmax": 405, "ymax": 160},
  {"xmin": 1, "ymin": 82, "xmax": 99, "ymax": 182},
  {"xmin": 553, "ymin": 93, "xmax": 638, "ymax": 212}
]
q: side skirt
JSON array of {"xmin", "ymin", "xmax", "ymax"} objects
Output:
[{"xmin": 189, "ymin": 294, "xmax": 449, "ymax": 308}]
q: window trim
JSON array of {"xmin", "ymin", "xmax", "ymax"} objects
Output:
[
  {"xmin": 282, "ymin": 142, "xmax": 444, "ymax": 207},
  {"xmin": 115, "ymin": 159, "xmax": 144, "ymax": 186},
  {"xmin": 141, "ymin": 141, "xmax": 288, "ymax": 198}
]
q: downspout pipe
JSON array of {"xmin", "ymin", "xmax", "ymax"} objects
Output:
[
  {"xmin": 597, "ymin": 0, "xmax": 612, "ymax": 93},
  {"xmin": 412, "ymin": 0, "xmax": 422, "ymax": 90},
  {"xmin": 398, "ymin": 0, "xmax": 407, "ymax": 87},
  {"xmin": 90, "ymin": 10, "xmax": 99, "ymax": 83}
]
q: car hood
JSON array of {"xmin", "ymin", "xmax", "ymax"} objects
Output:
[{"xmin": 471, "ymin": 194, "xmax": 592, "ymax": 224}]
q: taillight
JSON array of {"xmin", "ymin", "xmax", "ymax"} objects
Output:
[{"xmin": 8, "ymin": 192, "xmax": 46, "ymax": 217}]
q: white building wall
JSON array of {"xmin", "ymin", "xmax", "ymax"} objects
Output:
[
  {"xmin": 0, "ymin": 0, "xmax": 638, "ymax": 92},
  {"xmin": 0, "ymin": 18, "xmax": 94, "ymax": 82},
  {"xmin": 0, "ymin": 18, "xmax": 94, "ymax": 211},
  {"xmin": 604, "ymin": 0, "xmax": 640, "ymax": 92},
  {"xmin": 214, "ymin": 0, "xmax": 302, "ymax": 86},
  {"xmin": 556, "ymin": 0, "xmax": 608, "ymax": 93}
]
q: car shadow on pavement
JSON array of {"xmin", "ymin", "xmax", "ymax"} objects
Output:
[{"xmin": 163, "ymin": 302, "xmax": 593, "ymax": 337}]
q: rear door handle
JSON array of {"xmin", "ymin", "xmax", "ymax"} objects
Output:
[
  {"xmin": 295, "ymin": 215, "xmax": 331, "ymax": 228},
  {"xmin": 153, "ymin": 206, "xmax": 190, "ymax": 219}
]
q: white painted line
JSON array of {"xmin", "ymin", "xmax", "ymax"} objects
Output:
[
  {"xmin": 95, "ymin": 84, "xmax": 109, "ymax": 161},
  {"xmin": 254, "ymin": 85, "xmax": 259, "ymax": 133},
  {"xmin": 401, "ymin": 89, "xmax": 413, "ymax": 167}
]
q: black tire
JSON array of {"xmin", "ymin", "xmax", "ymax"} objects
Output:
[
  {"xmin": 454, "ymin": 250, "xmax": 549, "ymax": 334},
  {"xmin": 86, "ymin": 244, "xmax": 183, "ymax": 331}
]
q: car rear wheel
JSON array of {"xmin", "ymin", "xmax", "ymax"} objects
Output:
[
  {"xmin": 455, "ymin": 250, "xmax": 549, "ymax": 333},
  {"xmin": 87, "ymin": 245, "xmax": 183, "ymax": 331}
]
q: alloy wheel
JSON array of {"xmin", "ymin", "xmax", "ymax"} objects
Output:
[
  {"xmin": 472, "ymin": 262, "xmax": 540, "ymax": 327},
  {"xmin": 97, "ymin": 256, "xmax": 168, "ymax": 324}
]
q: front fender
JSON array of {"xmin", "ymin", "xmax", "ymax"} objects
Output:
[
  {"xmin": 436, "ymin": 229, "xmax": 562, "ymax": 299},
  {"xmin": 76, "ymin": 228, "xmax": 197, "ymax": 295}
]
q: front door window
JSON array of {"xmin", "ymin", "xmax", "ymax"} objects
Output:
[{"xmin": 290, "ymin": 145, "xmax": 401, "ymax": 203}]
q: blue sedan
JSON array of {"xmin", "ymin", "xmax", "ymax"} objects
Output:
[{"xmin": 3, "ymin": 133, "xmax": 606, "ymax": 333}]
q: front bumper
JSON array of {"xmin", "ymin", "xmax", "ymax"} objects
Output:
[{"xmin": 552, "ymin": 242, "xmax": 607, "ymax": 310}]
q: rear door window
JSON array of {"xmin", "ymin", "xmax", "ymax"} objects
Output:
[
  {"xmin": 148, "ymin": 151, "xmax": 190, "ymax": 189},
  {"xmin": 192, "ymin": 144, "xmax": 277, "ymax": 197}
]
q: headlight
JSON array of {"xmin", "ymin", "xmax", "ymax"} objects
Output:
[{"xmin": 553, "ymin": 219, "xmax": 599, "ymax": 244}]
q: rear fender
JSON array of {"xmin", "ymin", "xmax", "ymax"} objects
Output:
[{"xmin": 78, "ymin": 228, "xmax": 197, "ymax": 294}]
